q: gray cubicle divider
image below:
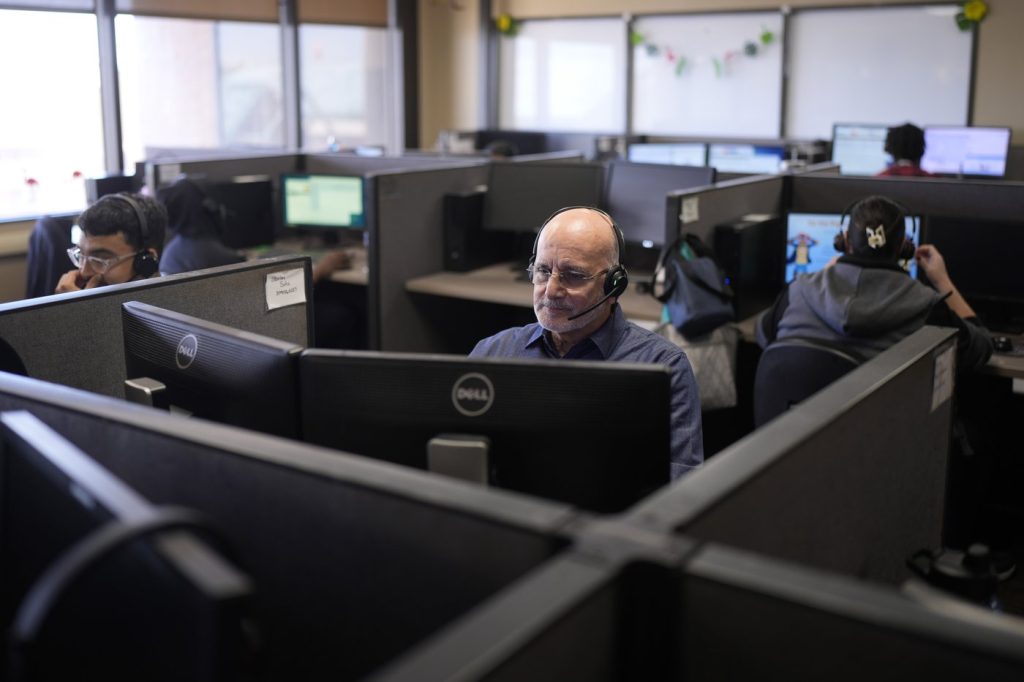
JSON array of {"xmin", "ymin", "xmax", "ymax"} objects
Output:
[
  {"xmin": 368, "ymin": 164, "xmax": 491, "ymax": 351},
  {"xmin": 0, "ymin": 370, "xmax": 582, "ymax": 681},
  {"xmin": 628, "ymin": 326, "xmax": 958, "ymax": 585},
  {"xmin": 666, "ymin": 174, "xmax": 786, "ymax": 244},
  {"xmin": 0, "ymin": 257, "xmax": 312, "ymax": 397},
  {"xmin": 509, "ymin": 150, "xmax": 586, "ymax": 163},
  {"xmin": 789, "ymin": 174, "xmax": 1024, "ymax": 221},
  {"xmin": 148, "ymin": 152, "xmax": 302, "ymax": 188},
  {"xmin": 304, "ymin": 152, "xmax": 485, "ymax": 176}
]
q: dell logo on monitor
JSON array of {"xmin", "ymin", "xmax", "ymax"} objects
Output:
[
  {"xmin": 175, "ymin": 334, "xmax": 199, "ymax": 369},
  {"xmin": 452, "ymin": 373, "xmax": 494, "ymax": 417}
]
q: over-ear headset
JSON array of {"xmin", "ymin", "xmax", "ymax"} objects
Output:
[
  {"xmin": 98, "ymin": 193, "xmax": 160, "ymax": 278},
  {"xmin": 528, "ymin": 206, "xmax": 629, "ymax": 299},
  {"xmin": 832, "ymin": 197, "xmax": 916, "ymax": 261}
]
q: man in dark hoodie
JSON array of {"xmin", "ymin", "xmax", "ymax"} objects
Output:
[
  {"xmin": 156, "ymin": 177, "xmax": 244, "ymax": 275},
  {"xmin": 756, "ymin": 195, "xmax": 992, "ymax": 371}
]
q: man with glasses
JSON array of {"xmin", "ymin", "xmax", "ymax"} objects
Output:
[
  {"xmin": 55, "ymin": 193, "xmax": 166, "ymax": 293},
  {"xmin": 470, "ymin": 206, "xmax": 704, "ymax": 479}
]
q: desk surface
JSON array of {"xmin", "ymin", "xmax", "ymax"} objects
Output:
[
  {"xmin": 983, "ymin": 333, "xmax": 1024, "ymax": 380},
  {"xmin": 405, "ymin": 261, "xmax": 664, "ymax": 321},
  {"xmin": 246, "ymin": 241, "xmax": 369, "ymax": 286}
]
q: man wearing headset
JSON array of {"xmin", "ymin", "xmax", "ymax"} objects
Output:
[
  {"xmin": 470, "ymin": 206, "xmax": 704, "ymax": 480},
  {"xmin": 55, "ymin": 192, "xmax": 167, "ymax": 293}
]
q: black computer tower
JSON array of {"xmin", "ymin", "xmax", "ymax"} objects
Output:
[
  {"xmin": 714, "ymin": 215, "xmax": 784, "ymax": 321},
  {"xmin": 443, "ymin": 190, "xmax": 514, "ymax": 272}
]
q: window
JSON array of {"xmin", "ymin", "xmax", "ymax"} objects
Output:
[
  {"xmin": 298, "ymin": 24, "xmax": 392, "ymax": 150},
  {"xmin": 116, "ymin": 15, "xmax": 284, "ymax": 166},
  {"xmin": 0, "ymin": 9, "xmax": 104, "ymax": 220}
]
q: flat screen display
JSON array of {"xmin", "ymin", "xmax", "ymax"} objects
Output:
[
  {"xmin": 282, "ymin": 174, "xmax": 365, "ymax": 229},
  {"xmin": 921, "ymin": 126, "xmax": 1011, "ymax": 177},
  {"xmin": 708, "ymin": 144, "xmax": 785, "ymax": 174},
  {"xmin": 785, "ymin": 212, "xmax": 920, "ymax": 283},
  {"xmin": 831, "ymin": 124, "xmax": 892, "ymax": 176},
  {"xmin": 483, "ymin": 162, "xmax": 603, "ymax": 233},
  {"xmin": 627, "ymin": 143, "xmax": 708, "ymax": 167}
]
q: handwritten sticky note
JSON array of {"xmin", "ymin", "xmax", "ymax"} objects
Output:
[
  {"xmin": 681, "ymin": 197, "xmax": 699, "ymax": 224},
  {"xmin": 265, "ymin": 268, "xmax": 306, "ymax": 311}
]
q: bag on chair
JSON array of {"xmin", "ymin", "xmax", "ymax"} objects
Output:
[{"xmin": 649, "ymin": 234, "xmax": 735, "ymax": 339}]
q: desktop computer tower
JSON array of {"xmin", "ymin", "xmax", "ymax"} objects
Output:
[
  {"xmin": 714, "ymin": 214, "xmax": 784, "ymax": 321},
  {"xmin": 85, "ymin": 174, "xmax": 140, "ymax": 204},
  {"xmin": 443, "ymin": 190, "xmax": 515, "ymax": 272}
]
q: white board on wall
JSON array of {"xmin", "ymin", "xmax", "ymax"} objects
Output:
[
  {"xmin": 631, "ymin": 12, "xmax": 784, "ymax": 138},
  {"xmin": 785, "ymin": 4, "xmax": 972, "ymax": 140}
]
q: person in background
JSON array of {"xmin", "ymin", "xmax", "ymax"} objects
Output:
[
  {"xmin": 877, "ymin": 123, "xmax": 935, "ymax": 177},
  {"xmin": 156, "ymin": 178, "xmax": 244, "ymax": 275},
  {"xmin": 55, "ymin": 192, "xmax": 166, "ymax": 293}
]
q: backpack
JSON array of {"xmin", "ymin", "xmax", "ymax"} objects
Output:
[{"xmin": 649, "ymin": 234, "xmax": 735, "ymax": 339}]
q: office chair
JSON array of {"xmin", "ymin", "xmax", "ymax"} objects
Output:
[
  {"xmin": 753, "ymin": 337, "xmax": 864, "ymax": 427},
  {"xmin": 25, "ymin": 216, "xmax": 75, "ymax": 299}
]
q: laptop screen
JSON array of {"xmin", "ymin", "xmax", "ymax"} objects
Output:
[{"xmin": 785, "ymin": 213, "xmax": 920, "ymax": 283}]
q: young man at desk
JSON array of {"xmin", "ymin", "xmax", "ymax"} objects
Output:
[{"xmin": 469, "ymin": 206, "xmax": 704, "ymax": 480}]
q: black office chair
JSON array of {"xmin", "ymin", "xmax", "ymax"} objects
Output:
[
  {"xmin": 753, "ymin": 337, "xmax": 864, "ymax": 427},
  {"xmin": 25, "ymin": 216, "xmax": 75, "ymax": 299}
]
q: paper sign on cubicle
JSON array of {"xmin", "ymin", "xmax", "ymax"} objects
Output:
[
  {"xmin": 681, "ymin": 197, "xmax": 699, "ymax": 224},
  {"xmin": 265, "ymin": 268, "xmax": 306, "ymax": 311},
  {"xmin": 931, "ymin": 345, "xmax": 955, "ymax": 412}
]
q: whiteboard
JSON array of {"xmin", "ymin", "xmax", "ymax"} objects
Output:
[
  {"xmin": 632, "ymin": 12, "xmax": 784, "ymax": 137},
  {"xmin": 785, "ymin": 4, "xmax": 972, "ymax": 140},
  {"xmin": 499, "ymin": 18, "xmax": 626, "ymax": 133}
]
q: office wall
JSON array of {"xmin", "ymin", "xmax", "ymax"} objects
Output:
[{"xmin": 418, "ymin": 0, "xmax": 1024, "ymax": 148}]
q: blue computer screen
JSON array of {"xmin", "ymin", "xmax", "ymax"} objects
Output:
[
  {"xmin": 921, "ymin": 126, "xmax": 1011, "ymax": 177},
  {"xmin": 785, "ymin": 213, "xmax": 920, "ymax": 283},
  {"xmin": 831, "ymin": 124, "xmax": 892, "ymax": 176},
  {"xmin": 627, "ymin": 143, "xmax": 707, "ymax": 167},
  {"xmin": 708, "ymin": 144, "xmax": 785, "ymax": 174}
]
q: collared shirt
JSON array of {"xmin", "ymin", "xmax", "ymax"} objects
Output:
[{"xmin": 470, "ymin": 305, "xmax": 703, "ymax": 479}]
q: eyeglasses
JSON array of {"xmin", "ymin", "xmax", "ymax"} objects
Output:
[
  {"xmin": 527, "ymin": 265, "xmax": 609, "ymax": 288},
  {"xmin": 66, "ymin": 246, "xmax": 139, "ymax": 274}
]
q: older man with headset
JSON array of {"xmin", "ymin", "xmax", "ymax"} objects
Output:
[
  {"xmin": 55, "ymin": 192, "xmax": 166, "ymax": 293},
  {"xmin": 470, "ymin": 206, "xmax": 704, "ymax": 479}
]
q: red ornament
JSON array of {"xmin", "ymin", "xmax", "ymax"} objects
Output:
[
  {"xmin": 25, "ymin": 178, "xmax": 39, "ymax": 187},
  {"xmin": 72, "ymin": 170, "xmax": 82, "ymax": 179}
]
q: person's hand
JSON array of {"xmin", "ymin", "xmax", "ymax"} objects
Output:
[
  {"xmin": 312, "ymin": 250, "xmax": 352, "ymax": 284},
  {"xmin": 55, "ymin": 270, "xmax": 102, "ymax": 294},
  {"xmin": 914, "ymin": 244, "xmax": 951, "ymax": 288}
]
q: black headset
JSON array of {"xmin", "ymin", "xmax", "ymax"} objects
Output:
[
  {"xmin": 833, "ymin": 197, "xmax": 916, "ymax": 261},
  {"xmin": 528, "ymin": 206, "xmax": 629, "ymax": 299},
  {"xmin": 99, "ymin": 193, "xmax": 160, "ymax": 278}
]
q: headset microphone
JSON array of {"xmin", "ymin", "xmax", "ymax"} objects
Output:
[{"xmin": 567, "ymin": 290, "xmax": 616, "ymax": 321}]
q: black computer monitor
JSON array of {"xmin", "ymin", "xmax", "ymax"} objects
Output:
[
  {"xmin": 605, "ymin": 160, "xmax": 717, "ymax": 248},
  {"xmin": 0, "ymin": 410, "xmax": 251, "ymax": 680},
  {"xmin": 281, "ymin": 173, "xmax": 366, "ymax": 230},
  {"xmin": 784, "ymin": 212, "xmax": 920, "ymax": 283},
  {"xmin": 627, "ymin": 142, "xmax": 708, "ymax": 167},
  {"xmin": 482, "ymin": 162, "xmax": 604, "ymax": 234},
  {"xmin": 708, "ymin": 143, "xmax": 785, "ymax": 174},
  {"xmin": 831, "ymin": 123, "xmax": 892, "ymax": 176},
  {"xmin": 298, "ymin": 350, "xmax": 672, "ymax": 513},
  {"xmin": 921, "ymin": 126, "xmax": 1012, "ymax": 177},
  {"xmin": 121, "ymin": 301, "xmax": 303, "ymax": 438},
  {"xmin": 923, "ymin": 216, "xmax": 1024, "ymax": 332},
  {"xmin": 207, "ymin": 175, "xmax": 276, "ymax": 248}
]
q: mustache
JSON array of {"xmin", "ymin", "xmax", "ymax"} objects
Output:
[{"xmin": 536, "ymin": 298, "xmax": 573, "ymax": 311}]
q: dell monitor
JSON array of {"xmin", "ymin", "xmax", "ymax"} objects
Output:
[
  {"xmin": 281, "ymin": 173, "xmax": 366, "ymax": 229},
  {"xmin": 708, "ymin": 144, "xmax": 785, "ymax": 174},
  {"xmin": 784, "ymin": 212, "xmax": 920, "ymax": 283},
  {"xmin": 122, "ymin": 301, "xmax": 303, "ymax": 438},
  {"xmin": 604, "ymin": 160, "xmax": 716, "ymax": 249},
  {"xmin": 627, "ymin": 142, "xmax": 708, "ymax": 167},
  {"xmin": 0, "ymin": 410, "xmax": 251, "ymax": 680},
  {"xmin": 921, "ymin": 126, "xmax": 1012, "ymax": 177},
  {"xmin": 831, "ymin": 123, "xmax": 892, "ymax": 176},
  {"xmin": 483, "ymin": 162, "xmax": 604, "ymax": 234},
  {"xmin": 207, "ymin": 175, "xmax": 276, "ymax": 249},
  {"xmin": 299, "ymin": 351, "xmax": 672, "ymax": 513}
]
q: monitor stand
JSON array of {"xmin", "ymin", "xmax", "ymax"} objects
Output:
[
  {"xmin": 427, "ymin": 434, "xmax": 490, "ymax": 485},
  {"xmin": 124, "ymin": 377, "xmax": 168, "ymax": 409}
]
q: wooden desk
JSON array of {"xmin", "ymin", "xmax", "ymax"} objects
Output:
[{"xmin": 405, "ymin": 261, "xmax": 664, "ymax": 322}]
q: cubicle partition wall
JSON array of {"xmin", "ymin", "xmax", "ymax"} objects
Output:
[
  {"xmin": 666, "ymin": 174, "xmax": 786, "ymax": 245},
  {"xmin": 303, "ymin": 152, "xmax": 484, "ymax": 176},
  {"xmin": 0, "ymin": 371, "xmax": 581, "ymax": 681},
  {"xmin": 509, "ymin": 150, "xmax": 586, "ymax": 163},
  {"xmin": 148, "ymin": 152, "xmax": 302, "ymax": 189},
  {"xmin": 630, "ymin": 326, "xmax": 957, "ymax": 584},
  {"xmin": 0, "ymin": 258, "xmax": 312, "ymax": 397}
]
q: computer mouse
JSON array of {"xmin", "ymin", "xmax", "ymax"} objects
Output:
[{"xmin": 993, "ymin": 336, "xmax": 1012, "ymax": 353}]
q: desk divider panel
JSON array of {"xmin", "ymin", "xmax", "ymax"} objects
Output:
[
  {"xmin": 629, "ymin": 326, "xmax": 957, "ymax": 585},
  {"xmin": 304, "ymin": 153, "xmax": 485, "ymax": 175},
  {"xmin": 369, "ymin": 164, "xmax": 491, "ymax": 351},
  {"xmin": 0, "ymin": 257, "xmax": 312, "ymax": 397},
  {"xmin": 666, "ymin": 175, "xmax": 786, "ymax": 245},
  {"xmin": 509, "ymin": 150, "xmax": 585, "ymax": 163},
  {"xmin": 789, "ymin": 175, "xmax": 1024, "ymax": 221},
  {"xmin": 149, "ymin": 153, "xmax": 302, "ymax": 188},
  {"xmin": 0, "ymin": 371, "xmax": 580, "ymax": 681}
]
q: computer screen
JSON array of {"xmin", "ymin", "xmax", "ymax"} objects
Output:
[
  {"xmin": 604, "ymin": 161, "xmax": 717, "ymax": 248},
  {"xmin": 0, "ymin": 411, "xmax": 251, "ymax": 680},
  {"xmin": 299, "ymin": 350, "xmax": 671, "ymax": 513},
  {"xmin": 921, "ymin": 126, "xmax": 1012, "ymax": 177},
  {"xmin": 627, "ymin": 142, "xmax": 708, "ymax": 167},
  {"xmin": 207, "ymin": 175, "xmax": 276, "ymax": 248},
  {"xmin": 281, "ymin": 173, "xmax": 365, "ymax": 229},
  {"xmin": 785, "ymin": 213, "xmax": 920, "ymax": 283},
  {"xmin": 483, "ymin": 162, "xmax": 604, "ymax": 233},
  {"xmin": 831, "ymin": 123, "xmax": 892, "ymax": 176},
  {"xmin": 708, "ymin": 144, "xmax": 785, "ymax": 174},
  {"xmin": 122, "ymin": 301, "xmax": 303, "ymax": 438}
]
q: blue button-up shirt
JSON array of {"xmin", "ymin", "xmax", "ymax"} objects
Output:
[{"xmin": 470, "ymin": 305, "xmax": 703, "ymax": 479}]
